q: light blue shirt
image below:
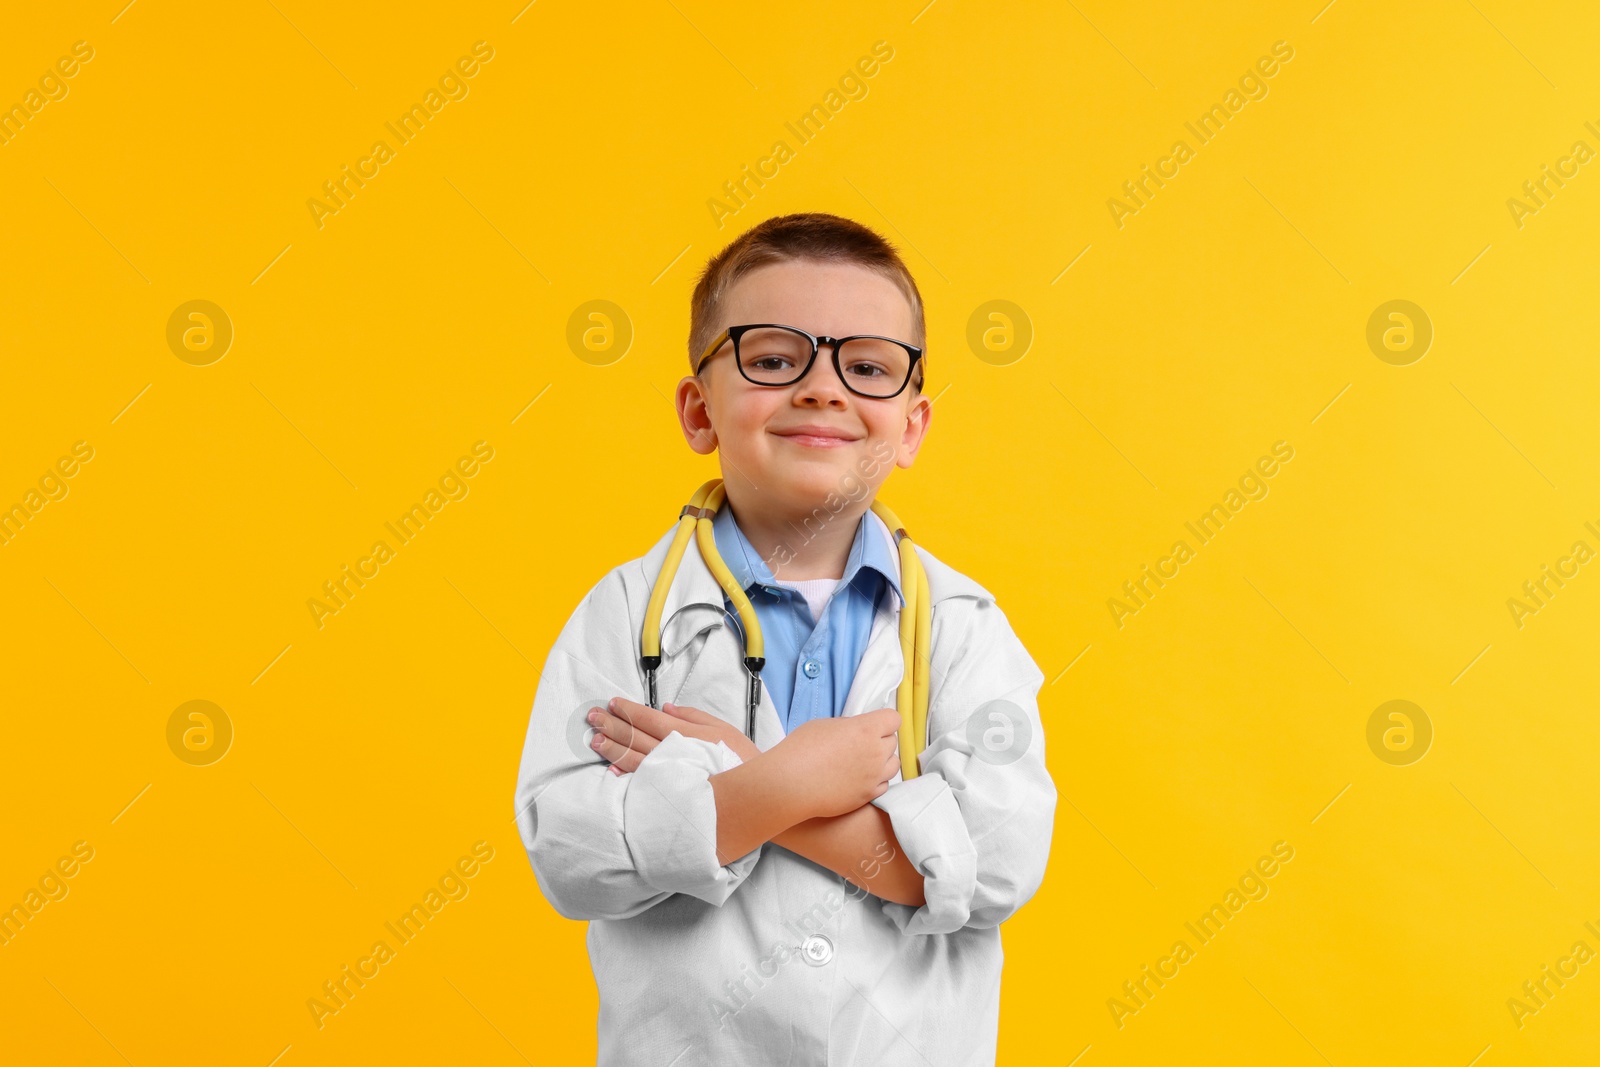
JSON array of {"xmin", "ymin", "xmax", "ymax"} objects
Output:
[{"xmin": 711, "ymin": 503, "xmax": 902, "ymax": 734}]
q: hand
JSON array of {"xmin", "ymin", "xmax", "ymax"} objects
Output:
[
  {"xmin": 768, "ymin": 709, "xmax": 902, "ymax": 820},
  {"xmin": 587, "ymin": 697, "xmax": 760, "ymax": 775}
]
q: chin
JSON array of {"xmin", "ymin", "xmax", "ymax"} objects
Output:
[{"xmin": 785, "ymin": 465, "xmax": 855, "ymax": 502}]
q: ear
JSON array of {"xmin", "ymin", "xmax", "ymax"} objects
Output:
[
  {"xmin": 676, "ymin": 375, "xmax": 718, "ymax": 455},
  {"xmin": 895, "ymin": 392, "xmax": 932, "ymax": 469}
]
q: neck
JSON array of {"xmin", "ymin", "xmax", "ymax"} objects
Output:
[{"xmin": 725, "ymin": 494, "xmax": 867, "ymax": 581}]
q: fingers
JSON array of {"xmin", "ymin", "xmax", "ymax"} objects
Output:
[
  {"xmin": 607, "ymin": 697, "xmax": 679, "ymax": 742},
  {"xmin": 661, "ymin": 702, "xmax": 713, "ymax": 725},
  {"xmin": 588, "ymin": 703, "xmax": 658, "ymax": 761},
  {"xmin": 863, "ymin": 707, "xmax": 902, "ymax": 735},
  {"xmin": 590, "ymin": 725, "xmax": 647, "ymax": 774},
  {"xmin": 592, "ymin": 697, "xmax": 730, "ymax": 774},
  {"xmin": 612, "ymin": 743, "xmax": 647, "ymax": 774}
]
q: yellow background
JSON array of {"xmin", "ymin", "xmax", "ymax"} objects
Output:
[{"xmin": 3, "ymin": 0, "xmax": 1597, "ymax": 1063}]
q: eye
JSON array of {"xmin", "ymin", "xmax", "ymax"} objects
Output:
[
  {"xmin": 842, "ymin": 359, "xmax": 888, "ymax": 379},
  {"xmin": 738, "ymin": 328, "xmax": 811, "ymax": 379},
  {"xmin": 837, "ymin": 338, "xmax": 910, "ymax": 388}
]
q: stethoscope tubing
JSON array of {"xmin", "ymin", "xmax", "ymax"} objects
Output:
[{"xmin": 640, "ymin": 479, "xmax": 932, "ymax": 779}]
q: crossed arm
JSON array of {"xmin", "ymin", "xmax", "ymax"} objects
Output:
[{"xmin": 587, "ymin": 697, "xmax": 927, "ymax": 908}]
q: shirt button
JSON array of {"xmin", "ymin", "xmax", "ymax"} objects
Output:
[
  {"xmin": 801, "ymin": 934, "xmax": 834, "ymax": 966},
  {"xmin": 802, "ymin": 659, "xmax": 822, "ymax": 679}
]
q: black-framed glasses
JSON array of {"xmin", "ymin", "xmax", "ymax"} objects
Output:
[{"xmin": 695, "ymin": 323, "xmax": 924, "ymax": 399}]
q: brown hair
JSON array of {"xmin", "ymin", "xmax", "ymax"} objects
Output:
[{"xmin": 687, "ymin": 212, "xmax": 926, "ymax": 393}]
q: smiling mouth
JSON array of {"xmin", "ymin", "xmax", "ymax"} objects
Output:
[{"xmin": 771, "ymin": 429, "xmax": 859, "ymax": 449}]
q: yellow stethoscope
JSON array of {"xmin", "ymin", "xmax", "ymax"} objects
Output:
[{"xmin": 640, "ymin": 479, "xmax": 933, "ymax": 780}]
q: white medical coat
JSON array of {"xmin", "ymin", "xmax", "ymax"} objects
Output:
[{"xmin": 513, "ymin": 510, "xmax": 1057, "ymax": 1066}]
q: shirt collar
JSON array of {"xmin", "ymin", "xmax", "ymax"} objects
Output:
[{"xmin": 711, "ymin": 500, "xmax": 904, "ymax": 608}]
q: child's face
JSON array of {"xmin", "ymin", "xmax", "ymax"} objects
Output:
[{"xmin": 676, "ymin": 258, "xmax": 931, "ymax": 515}]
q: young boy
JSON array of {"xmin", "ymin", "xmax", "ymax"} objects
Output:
[{"xmin": 513, "ymin": 213, "xmax": 1056, "ymax": 1066}]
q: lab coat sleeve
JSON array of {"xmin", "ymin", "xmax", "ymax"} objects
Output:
[
  {"xmin": 513, "ymin": 569, "xmax": 762, "ymax": 921},
  {"xmin": 869, "ymin": 597, "xmax": 1056, "ymax": 935}
]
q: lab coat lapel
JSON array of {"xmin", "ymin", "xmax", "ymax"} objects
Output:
[
  {"xmin": 639, "ymin": 522, "xmax": 787, "ymax": 748},
  {"xmin": 836, "ymin": 538, "xmax": 997, "ymax": 783},
  {"xmin": 670, "ymin": 610, "xmax": 786, "ymax": 750},
  {"xmin": 839, "ymin": 517, "xmax": 907, "ymax": 724},
  {"xmin": 839, "ymin": 601, "xmax": 904, "ymax": 721}
]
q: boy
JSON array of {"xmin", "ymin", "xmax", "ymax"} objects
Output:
[{"xmin": 513, "ymin": 213, "xmax": 1056, "ymax": 1065}]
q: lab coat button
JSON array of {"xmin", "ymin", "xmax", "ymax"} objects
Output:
[
  {"xmin": 801, "ymin": 934, "xmax": 834, "ymax": 966},
  {"xmin": 802, "ymin": 659, "xmax": 822, "ymax": 679}
]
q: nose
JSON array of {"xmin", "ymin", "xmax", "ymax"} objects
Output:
[{"xmin": 795, "ymin": 342, "xmax": 850, "ymax": 407}]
